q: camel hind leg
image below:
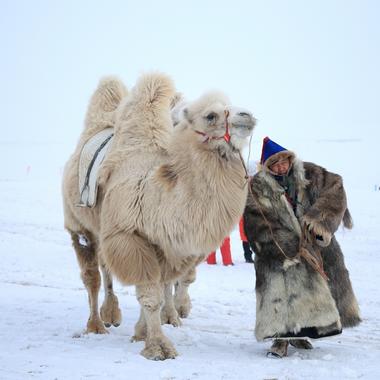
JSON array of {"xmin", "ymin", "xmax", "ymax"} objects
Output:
[
  {"xmin": 174, "ymin": 266, "xmax": 197, "ymax": 318},
  {"xmin": 70, "ymin": 230, "xmax": 107, "ymax": 334},
  {"xmin": 160, "ymin": 282, "xmax": 182, "ymax": 327},
  {"xmin": 99, "ymin": 261, "xmax": 122, "ymax": 327}
]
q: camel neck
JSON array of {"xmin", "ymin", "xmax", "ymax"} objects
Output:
[{"xmin": 170, "ymin": 130, "xmax": 245, "ymax": 187}]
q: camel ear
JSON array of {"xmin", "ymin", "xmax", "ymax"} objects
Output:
[{"xmin": 183, "ymin": 108, "xmax": 192, "ymax": 124}]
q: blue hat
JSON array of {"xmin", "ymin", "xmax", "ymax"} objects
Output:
[{"xmin": 260, "ymin": 137, "xmax": 295, "ymax": 168}]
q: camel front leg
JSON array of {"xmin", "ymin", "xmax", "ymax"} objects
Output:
[
  {"xmin": 174, "ymin": 267, "xmax": 196, "ymax": 318},
  {"xmin": 160, "ymin": 282, "xmax": 182, "ymax": 327},
  {"xmin": 136, "ymin": 283, "xmax": 178, "ymax": 360},
  {"xmin": 100, "ymin": 262, "xmax": 122, "ymax": 327}
]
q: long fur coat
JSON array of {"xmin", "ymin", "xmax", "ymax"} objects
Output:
[{"xmin": 244, "ymin": 159, "xmax": 361, "ymax": 341}]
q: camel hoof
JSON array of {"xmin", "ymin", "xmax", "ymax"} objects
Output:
[
  {"xmin": 86, "ymin": 318, "xmax": 109, "ymax": 334},
  {"xmin": 100, "ymin": 295, "xmax": 122, "ymax": 328},
  {"xmin": 141, "ymin": 337, "xmax": 178, "ymax": 360},
  {"xmin": 160, "ymin": 308, "xmax": 182, "ymax": 327},
  {"xmin": 175, "ymin": 304, "xmax": 191, "ymax": 319},
  {"xmin": 174, "ymin": 294, "xmax": 191, "ymax": 318}
]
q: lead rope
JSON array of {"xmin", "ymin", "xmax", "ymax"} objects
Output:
[{"xmin": 237, "ymin": 134, "xmax": 253, "ymax": 185}]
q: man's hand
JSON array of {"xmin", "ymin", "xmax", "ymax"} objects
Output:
[{"xmin": 301, "ymin": 214, "xmax": 332, "ymax": 247}]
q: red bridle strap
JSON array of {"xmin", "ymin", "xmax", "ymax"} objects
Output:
[{"xmin": 195, "ymin": 110, "xmax": 231, "ymax": 143}]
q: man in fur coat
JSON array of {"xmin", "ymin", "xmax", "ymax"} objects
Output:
[{"xmin": 244, "ymin": 137, "xmax": 361, "ymax": 358}]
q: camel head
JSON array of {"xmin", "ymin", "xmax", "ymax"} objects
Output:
[{"xmin": 180, "ymin": 91, "xmax": 256, "ymax": 152}]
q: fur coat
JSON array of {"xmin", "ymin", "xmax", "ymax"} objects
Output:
[{"xmin": 244, "ymin": 159, "xmax": 361, "ymax": 341}]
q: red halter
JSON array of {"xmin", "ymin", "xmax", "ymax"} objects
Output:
[{"xmin": 195, "ymin": 110, "xmax": 231, "ymax": 143}]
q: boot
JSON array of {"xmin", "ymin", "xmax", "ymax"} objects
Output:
[
  {"xmin": 267, "ymin": 339, "xmax": 289, "ymax": 358},
  {"xmin": 289, "ymin": 339, "xmax": 313, "ymax": 349}
]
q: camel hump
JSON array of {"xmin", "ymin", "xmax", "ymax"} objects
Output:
[
  {"xmin": 84, "ymin": 76, "xmax": 127, "ymax": 137},
  {"xmin": 132, "ymin": 72, "xmax": 175, "ymax": 110},
  {"xmin": 114, "ymin": 73, "xmax": 175, "ymax": 151},
  {"xmin": 91, "ymin": 76, "xmax": 127, "ymax": 113}
]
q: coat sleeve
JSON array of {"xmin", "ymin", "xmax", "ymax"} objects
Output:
[
  {"xmin": 302, "ymin": 163, "xmax": 349, "ymax": 245},
  {"xmin": 244, "ymin": 183, "xmax": 299, "ymax": 260}
]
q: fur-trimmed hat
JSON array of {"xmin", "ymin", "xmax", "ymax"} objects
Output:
[{"xmin": 260, "ymin": 136, "xmax": 295, "ymax": 170}]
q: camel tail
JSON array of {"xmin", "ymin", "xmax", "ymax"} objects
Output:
[{"xmin": 84, "ymin": 76, "xmax": 128, "ymax": 137}]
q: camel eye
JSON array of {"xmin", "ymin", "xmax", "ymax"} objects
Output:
[{"xmin": 205, "ymin": 112, "xmax": 218, "ymax": 123}]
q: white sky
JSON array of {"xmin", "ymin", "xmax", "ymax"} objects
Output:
[{"xmin": 1, "ymin": 0, "xmax": 379, "ymax": 149}]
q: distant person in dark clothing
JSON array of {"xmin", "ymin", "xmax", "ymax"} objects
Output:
[{"xmin": 239, "ymin": 217, "xmax": 253, "ymax": 263}]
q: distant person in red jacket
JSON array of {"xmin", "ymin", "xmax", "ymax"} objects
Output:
[
  {"xmin": 206, "ymin": 236, "xmax": 234, "ymax": 266},
  {"xmin": 239, "ymin": 217, "xmax": 254, "ymax": 263}
]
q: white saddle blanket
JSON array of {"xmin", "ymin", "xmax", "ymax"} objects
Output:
[{"xmin": 77, "ymin": 128, "xmax": 114, "ymax": 208}]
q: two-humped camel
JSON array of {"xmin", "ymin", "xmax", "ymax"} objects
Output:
[{"xmin": 62, "ymin": 72, "xmax": 255, "ymax": 360}]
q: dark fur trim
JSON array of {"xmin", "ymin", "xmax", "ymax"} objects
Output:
[
  {"xmin": 263, "ymin": 150, "xmax": 295, "ymax": 171},
  {"xmin": 267, "ymin": 325, "xmax": 342, "ymax": 340}
]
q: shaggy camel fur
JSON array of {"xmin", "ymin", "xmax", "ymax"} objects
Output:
[{"xmin": 62, "ymin": 72, "xmax": 255, "ymax": 360}]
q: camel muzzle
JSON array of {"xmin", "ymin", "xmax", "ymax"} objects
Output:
[{"xmin": 228, "ymin": 106, "xmax": 256, "ymax": 134}]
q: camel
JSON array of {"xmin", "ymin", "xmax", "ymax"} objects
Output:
[{"xmin": 62, "ymin": 72, "xmax": 256, "ymax": 360}]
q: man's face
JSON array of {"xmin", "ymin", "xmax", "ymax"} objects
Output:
[{"xmin": 269, "ymin": 158, "xmax": 290, "ymax": 175}]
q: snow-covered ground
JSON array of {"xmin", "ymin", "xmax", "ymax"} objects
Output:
[{"xmin": 0, "ymin": 140, "xmax": 379, "ymax": 380}]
